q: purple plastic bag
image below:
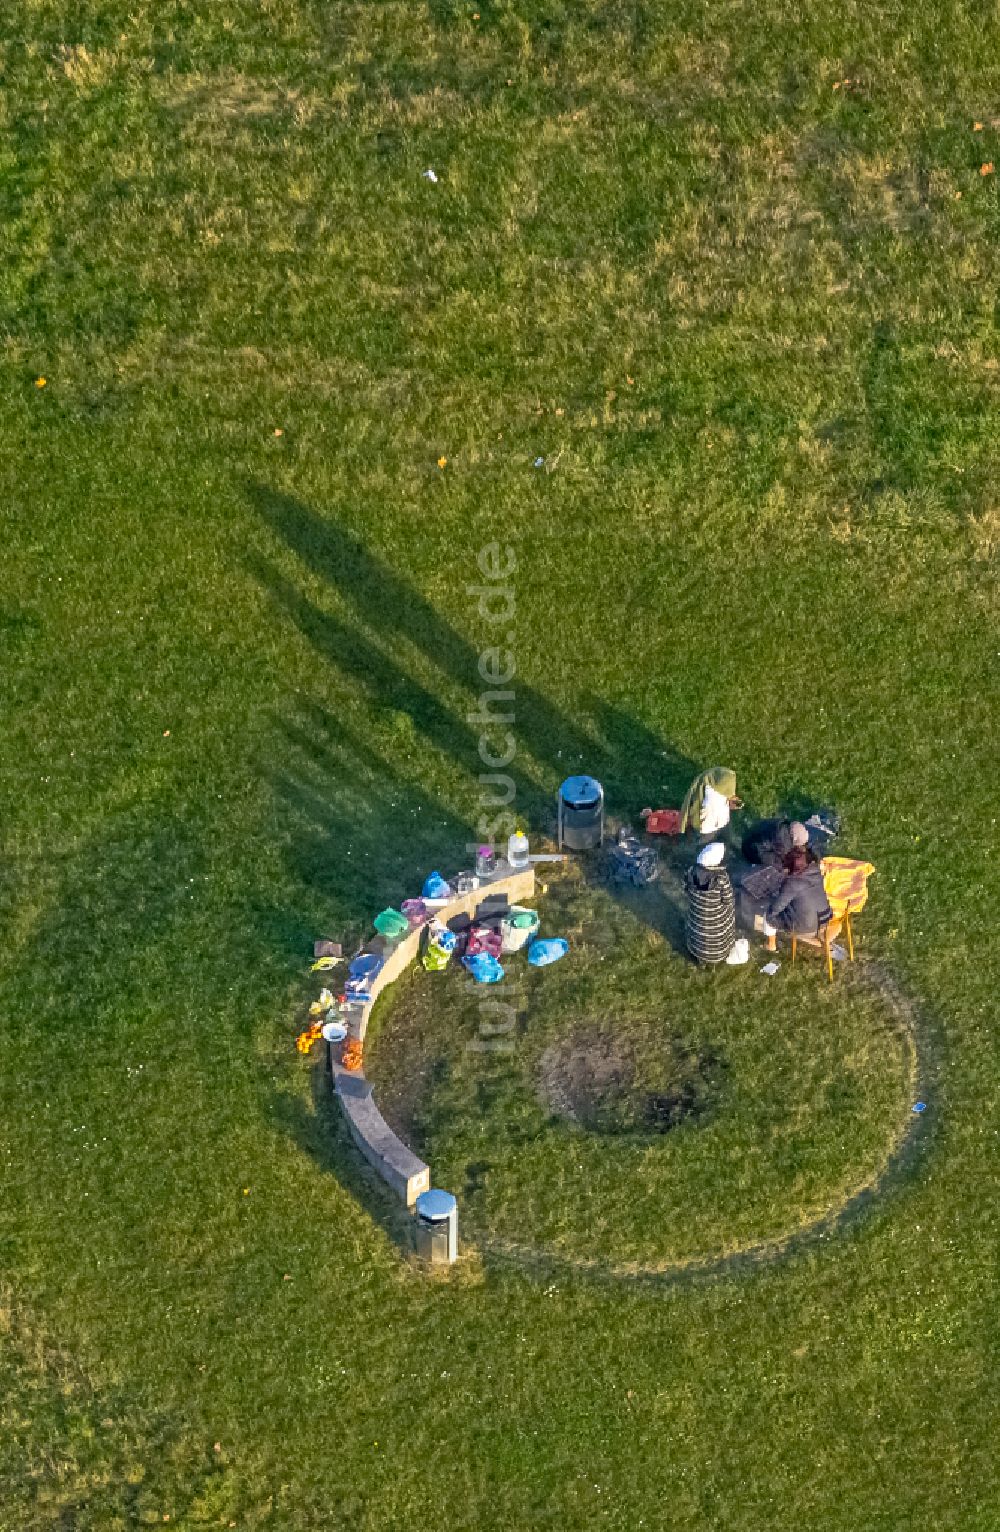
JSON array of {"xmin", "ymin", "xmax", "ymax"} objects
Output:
[{"xmin": 466, "ymin": 925, "xmax": 503, "ymax": 959}]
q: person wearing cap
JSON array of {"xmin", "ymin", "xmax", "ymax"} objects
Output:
[
  {"xmin": 741, "ymin": 817, "xmax": 809, "ymax": 868},
  {"xmin": 684, "ymin": 841, "xmax": 737, "ymax": 965}
]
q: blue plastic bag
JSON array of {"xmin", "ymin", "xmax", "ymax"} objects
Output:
[
  {"xmin": 462, "ymin": 952, "xmax": 505, "ymax": 984},
  {"xmin": 527, "ymin": 938, "xmax": 569, "ymax": 967},
  {"xmin": 349, "ymin": 953, "xmax": 384, "ymax": 981},
  {"xmin": 422, "ymin": 871, "xmax": 452, "ymax": 900}
]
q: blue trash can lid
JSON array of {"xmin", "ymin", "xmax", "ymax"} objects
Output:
[
  {"xmin": 416, "ymin": 1188, "xmax": 457, "ymax": 1221},
  {"xmin": 559, "ymin": 774, "xmax": 603, "ymax": 807}
]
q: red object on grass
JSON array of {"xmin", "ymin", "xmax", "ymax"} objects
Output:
[{"xmin": 641, "ymin": 808, "xmax": 681, "ymax": 835}]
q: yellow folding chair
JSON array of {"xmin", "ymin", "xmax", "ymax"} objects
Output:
[
  {"xmin": 790, "ymin": 915, "xmax": 842, "ymax": 983},
  {"xmin": 823, "ymin": 858, "xmax": 875, "ymax": 940},
  {"xmin": 788, "ymin": 858, "xmax": 874, "ymax": 981}
]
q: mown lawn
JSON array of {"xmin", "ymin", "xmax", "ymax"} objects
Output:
[{"xmin": 1, "ymin": 1, "xmax": 998, "ymax": 1527}]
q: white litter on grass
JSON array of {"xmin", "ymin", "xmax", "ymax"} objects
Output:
[
  {"xmin": 726, "ymin": 938, "xmax": 750, "ymax": 966},
  {"xmin": 422, "ymin": 168, "xmax": 439, "ymax": 182},
  {"xmin": 830, "ymin": 942, "xmax": 848, "ymax": 962},
  {"xmin": 760, "ymin": 961, "xmax": 780, "ymax": 976},
  {"xmin": 534, "ymin": 457, "xmax": 545, "ymax": 468}
]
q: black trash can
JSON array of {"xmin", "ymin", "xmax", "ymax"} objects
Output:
[{"xmin": 557, "ymin": 775, "xmax": 605, "ymax": 851}]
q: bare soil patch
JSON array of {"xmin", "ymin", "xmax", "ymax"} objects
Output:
[{"xmin": 539, "ymin": 1019, "xmax": 723, "ymax": 1136}]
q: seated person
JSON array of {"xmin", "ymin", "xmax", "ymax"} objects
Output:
[
  {"xmin": 741, "ymin": 818, "xmax": 809, "ymax": 867},
  {"xmin": 765, "ymin": 848, "xmax": 835, "ymax": 940},
  {"xmin": 684, "ymin": 842, "xmax": 737, "ymax": 965}
]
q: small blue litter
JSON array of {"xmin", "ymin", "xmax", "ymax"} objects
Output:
[
  {"xmin": 912, "ymin": 1101, "xmax": 927, "ymax": 1114},
  {"xmin": 422, "ymin": 871, "xmax": 452, "ymax": 900}
]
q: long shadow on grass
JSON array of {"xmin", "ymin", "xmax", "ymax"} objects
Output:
[
  {"xmin": 247, "ymin": 482, "xmax": 704, "ymax": 941},
  {"xmin": 247, "ymin": 483, "xmax": 631, "ymax": 807},
  {"xmin": 266, "ymin": 690, "xmax": 700, "ymax": 955},
  {"xmin": 263, "ymin": 695, "xmax": 481, "ymax": 928}
]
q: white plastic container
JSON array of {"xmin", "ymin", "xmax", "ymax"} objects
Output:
[
  {"xmin": 500, "ymin": 906, "xmax": 540, "ymax": 953},
  {"xmin": 507, "ymin": 828, "xmax": 530, "ymax": 870}
]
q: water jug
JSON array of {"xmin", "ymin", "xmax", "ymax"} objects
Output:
[{"xmin": 507, "ymin": 827, "xmax": 530, "ymax": 870}]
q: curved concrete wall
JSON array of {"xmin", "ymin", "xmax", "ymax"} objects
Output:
[{"xmin": 330, "ymin": 865, "xmax": 537, "ymax": 1205}]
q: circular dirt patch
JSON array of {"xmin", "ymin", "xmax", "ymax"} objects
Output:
[
  {"xmin": 539, "ymin": 1020, "xmax": 723, "ymax": 1136},
  {"xmin": 366, "ymin": 876, "xmax": 920, "ymax": 1274}
]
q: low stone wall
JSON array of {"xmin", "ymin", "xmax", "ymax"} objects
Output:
[
  {"xmin": 332, "ymin": 1066, "xmax": 432, "ymax": 1205},
  {"xmin": 331, "ymin": 865, "xmax": 537, "ymax": 1205}
]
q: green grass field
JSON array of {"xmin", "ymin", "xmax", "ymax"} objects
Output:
[{"xmin": 2, "ymin": 2, "xmax": 999, "ymax": 1526}]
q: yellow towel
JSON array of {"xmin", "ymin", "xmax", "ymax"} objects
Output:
[{"xmin": 822, "ymin": 856, "xmax": 875, "ymax": 916}]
